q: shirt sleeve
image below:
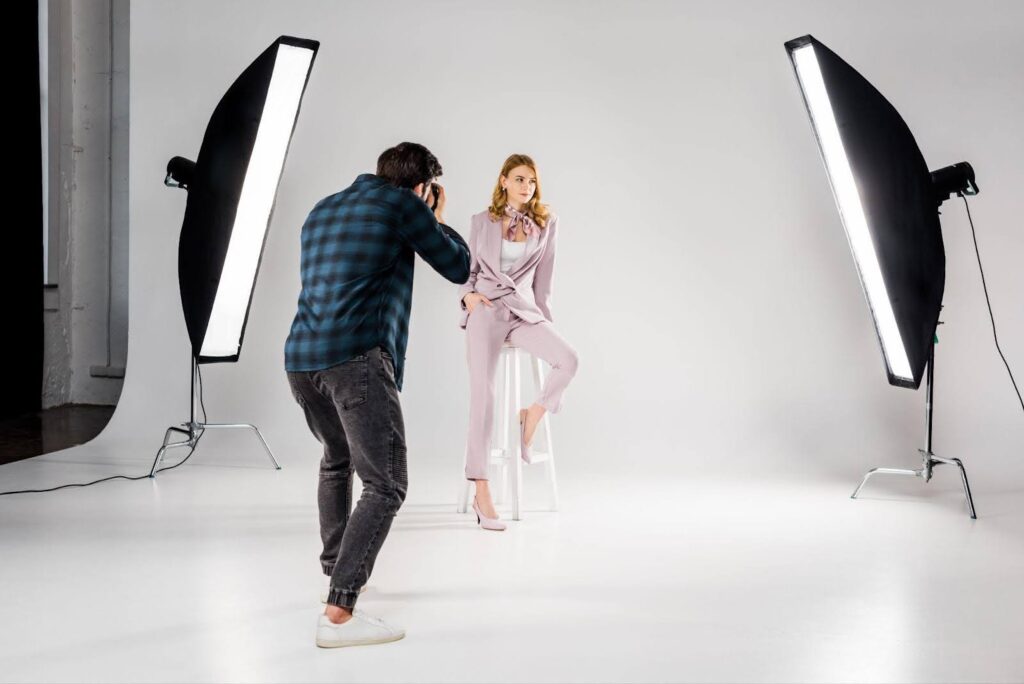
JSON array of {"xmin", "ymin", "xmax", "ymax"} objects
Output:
[{"xmin": 394, "ymin": 191, "xmax": 471, "ymax": 284}]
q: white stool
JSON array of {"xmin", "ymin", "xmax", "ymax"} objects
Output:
[{"xmin": 457, "ymin": 341, "xmax": 559, "ymax": 521}]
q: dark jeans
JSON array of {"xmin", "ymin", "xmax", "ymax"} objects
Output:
[{"xmin": 287, "ymin": 346, "xmax": 408, "ymax": 610}]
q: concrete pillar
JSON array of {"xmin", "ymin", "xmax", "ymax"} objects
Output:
[{"xmin": 42, "ymin": 0, "xmax": 129, "ymax": 408}]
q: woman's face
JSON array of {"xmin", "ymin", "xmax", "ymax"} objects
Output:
[{"xmin": 501, "ymin": 165, "xmax": 537, "ymax": 208}]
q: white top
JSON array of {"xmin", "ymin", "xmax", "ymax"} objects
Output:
[{"xmin": 500, "ymin": 239, "xmax": 528, "ymax": 273}]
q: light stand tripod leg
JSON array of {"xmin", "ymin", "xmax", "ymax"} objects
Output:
[
  {"xmin": 933, "ymin": 456, "xmax": 977, "ymax": 519},
  {"xmin": 148, "ymin": 426, "xmax": 195, "ymax": 478},
  {"xmin": 851, "ymin": 467, "xmax": 919, "ymax": 499},
  {"xmin": 199, "ymin": 423, "xmax": 281, "ymax": 470},
  {"xmin": 249, "ymin": 425, "xmax": 282, "ymax": 470}
]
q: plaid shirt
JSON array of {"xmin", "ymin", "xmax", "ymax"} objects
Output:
[{"xmin": 284, "ymin": 174, "xmax": 470, "ymax": 390}]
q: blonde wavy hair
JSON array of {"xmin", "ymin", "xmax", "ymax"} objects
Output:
[{"xmin": 487, "ymin": 154, "xmax": 550, "ymax": 228}]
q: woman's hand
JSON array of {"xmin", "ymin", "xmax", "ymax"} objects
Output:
[{"xmin": 463, "ymin": 292, "xmax": 493, "ymax": 314}]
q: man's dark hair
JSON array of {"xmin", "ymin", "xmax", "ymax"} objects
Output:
[{"xmin": 376, "ymin": 142, "xmax": 443, "ymax": 189}]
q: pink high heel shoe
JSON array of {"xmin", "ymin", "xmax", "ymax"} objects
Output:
[
  {"xmin": 519, "ymin": 409, "xmax": 535, "ymax": 464},
  {"xmin": 473, "ymin": 497, "xmax": 507, "ymax": 531}
]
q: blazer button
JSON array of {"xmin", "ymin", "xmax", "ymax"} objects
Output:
[{"xmin": 498, "ymin": 284, "xmax": 504, "ymax": 288}]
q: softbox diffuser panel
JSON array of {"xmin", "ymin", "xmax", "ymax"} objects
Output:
[
  {"xmin": 786, "ymin": 35, "xmax": 944, "ymax": 389},
  {"xmin": 177, "ymin": 35, "xmax": 319, "ymax": 363}
]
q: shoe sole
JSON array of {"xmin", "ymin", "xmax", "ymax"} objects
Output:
[
  {"xmin": 316, "ymin": 631, "xmax": 405, "ymax": 648},
  {"xmin": 474, "ymin": 509, "xmax": 506, "ymax": 531},
  {"xmin": 520, "ymin": 410, "xmax": 534, "ymax": 464}
]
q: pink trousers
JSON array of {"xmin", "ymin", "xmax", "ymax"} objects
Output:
[{"xmin": 464, "ymin": 301, "xmax": 578, "ymax": 480}]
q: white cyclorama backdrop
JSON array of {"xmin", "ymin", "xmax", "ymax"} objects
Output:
[{"xmin": 67, "ymin": 0, "xmax": 1024, "ymax": 499}]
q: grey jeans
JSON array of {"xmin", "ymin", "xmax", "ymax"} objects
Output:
[{"xmin": 287, "ymin": 346, "xmax": 408, "ymax": 610}]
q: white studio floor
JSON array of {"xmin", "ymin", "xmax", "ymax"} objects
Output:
[{"xmin": 1, "ymin": 440, "xmax": 1022, "ymax": 684}]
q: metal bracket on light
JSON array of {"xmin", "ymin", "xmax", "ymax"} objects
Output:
[
  {"xmin": 164, "ymin": 156, "xmax": 196, "ymax": 190},
  {"xmin": 931, "ymin": 162, "xmax": 979, "ymax": 205}
]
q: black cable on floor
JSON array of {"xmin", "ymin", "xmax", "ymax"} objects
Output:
[{"xmin": 0, "ymin": 365, "xmax": 208, "ymax": 496}]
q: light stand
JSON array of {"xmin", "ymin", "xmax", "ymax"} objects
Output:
[
  {"xmin": 785, "ymin": 33, "xmax": 982, "ymax": 519},
  {"xmin": 147, "ymin": 36, "xmax": 318, "ymax": 479},
  {"xmin": 149, "ymin": 355, "xmax": 280, "ymax": 477},
  {"xmin": 851, "ymin": 325, "xmax": 977, "ymax": 518},
  {"xmin": 850, "ymin": 164, "xmax": 980, "ymax": 519}
]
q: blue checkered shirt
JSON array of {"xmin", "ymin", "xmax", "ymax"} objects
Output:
[{"xmin": 284, "ymin": 174, "xmax": 470, "ymax": 390}]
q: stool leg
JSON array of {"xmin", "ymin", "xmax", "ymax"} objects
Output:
[
  {"xmin": 512, "ymin": 349, "xmax": 523, "ymax": 521},
  {"xmin": 497, "ymin": 350, "xmax": 511, "ymax": 506},
  {"xmin": 530, "ymin": 357, "xmax": 546, "ymax": 453},
  {"xmin": 458, "ymin": 478, "xmax": 472, "ymax": 514},
  {"xmin": 532, "ymin": 357, "xmax": 559, "ymax": 512},
  {"xmin": 546, "ymin": 449, "xmax": 560, "ymax": 512}
]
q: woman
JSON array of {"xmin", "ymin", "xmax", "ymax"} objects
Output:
[{"xmin": 459, "ymin": 154, "xmax": 579, "ymax": 531}]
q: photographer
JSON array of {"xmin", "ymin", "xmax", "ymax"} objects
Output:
[{"xmin": 284, "ymin": 142, "xmax": 469, "ymax": 648}]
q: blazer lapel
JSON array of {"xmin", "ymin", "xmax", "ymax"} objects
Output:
[
  {"xmin": 482, "ymin": 215, "xmax": 512, "ymax": 280},
  {"xmin": 486, "ymin": 215, "xmax": 503, "ymax": 275},
  {"xmin": 480, "ymin": 214, "xmax": 546, "ymax": 282}
]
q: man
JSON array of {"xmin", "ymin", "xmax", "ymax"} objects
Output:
[{"xmin": 285, "ymin": 142, "xmax": 470, "ymax": 648}]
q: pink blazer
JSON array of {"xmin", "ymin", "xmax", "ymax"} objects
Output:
[{"xmin": 458, "ymin": 210, "xmax": 558, "ymax": 329}]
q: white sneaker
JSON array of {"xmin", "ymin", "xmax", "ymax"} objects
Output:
[
  {"xmin": 320, "ymin": 584, "xmax": 367, "ymax": 604},
  {"xmin": 315, "ymin": 610, "xmax": 405, "ymax": 648}
]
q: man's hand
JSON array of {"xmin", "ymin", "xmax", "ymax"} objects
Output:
[{"xmin": 430, "ymin": 183, "xmax": 447, "ymax": 224}]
